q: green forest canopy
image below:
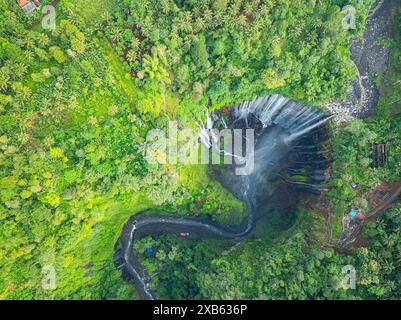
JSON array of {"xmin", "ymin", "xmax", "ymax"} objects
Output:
[{"xmin": 0, "ymin": 0, "xmax": 400, "ymax": 300}]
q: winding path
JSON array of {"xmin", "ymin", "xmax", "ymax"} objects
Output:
[{"xmin": 368, "ymin": 0, "xmax": 385, "ymax": 18}]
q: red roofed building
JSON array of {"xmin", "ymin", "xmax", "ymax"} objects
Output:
[{"xmin": 16, "ymin": 0, "xmax": 41, "ymax": 15}]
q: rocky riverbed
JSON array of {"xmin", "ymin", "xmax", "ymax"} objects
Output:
[{"xmin": 327, "ymin": 0, "xmax": 393, "ymax": 122}]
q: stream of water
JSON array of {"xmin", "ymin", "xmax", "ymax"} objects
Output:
[{"xmin": 117, "ymin": 95, "xmax": 333, "ymax": 300}]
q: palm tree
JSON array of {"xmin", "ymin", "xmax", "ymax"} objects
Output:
[
  {"xmin": 68, "ymin": 96, "xmax": 79, "ymax": 110},
  {"xmin": 177, "ymin": 12, "xmax": 193, "ymax": 33},
  {"xmin": 15, "ymin": 84, "xmax": 32, "ymax": 102},
  {"xmin": 244, "ymin": 2, "xmax": 256, "ymax": 17},
  {"xmin": 131, "ymin": 37, "xmax": 140, "ymax": 50},
  {"xmin": 38, "ymin": 34, "xmax": 49, "ymax": 46},
  {"xmin": 126, "ymin": 50, "xmax": 137, "ymax": 63},
  {"xmin": 237, "ymin": 15, "xmax": 247, "ymax": 28},
  {"xmin": 18, "ymin": 132, "xmax": 29, "ymax": 145},
  {"xmin": 41, "ymin": 98, "xmax": 52, "ymax": 109},
  {"xmin": 51, "ymin": 27, "xmax": 60, "ymax": 37},
  {"xmin": 291, "ymin": 24, "xmax": 303, "ymax": 38},
  {"xmin": 194, "ymin": 17, "xmax": 205, "ymax": 33},
  {"xmin": 0, "ymin": 70, "xmax": 10, "ymax": 92},
  {"xmin": 54, "ymin": 90, "xmax": 63, "ymax": 102},
  {"xmin": 140, "ymin": 19, "xmax": 154, "ymax": 36},
  {"xmin": 25, "ymin": 38, "xmax": 35, "ymax": 49},
  {"xmin": 253, "ymin": 19, "xmax": 263, "ymax": 34},
  {"xmin": 25, "ymin": 51, "xmax": 34, "ymax": 63},
  {"xmin": 13, "ymin": 63, "xmax": 27, "ymax": 79},
  {"xmin": 101, "ymin": 11, "xmax": 111, "ymax": 23},
  {"xmin": 203, "ymin": 8, "xmax": 213, "ymax": 25},
  {"xmin": 142, "ymin": 51, "xmax": 171, "ymax": 85},
  {"xmin": 160, "ymin": 0, "xmax": 170, "ymax": 15},
  {"xmin": 109, "ymin": 26, "xmax": 122, "ymax": 42}
]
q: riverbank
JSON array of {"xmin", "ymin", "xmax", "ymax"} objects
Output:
[{"xmin": 327, "ymin": 0, "xmax": 394, "ymax": 122}]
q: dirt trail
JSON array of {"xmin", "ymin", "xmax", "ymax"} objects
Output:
[
  {"xmin": 368, "ymin": 0, "xmax": 385, "ymax": 18},
  {"xmin": 365, "ymin": 181, "xmax": 401, "ymax": 218}
]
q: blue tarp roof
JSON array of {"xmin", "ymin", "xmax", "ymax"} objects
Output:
[{"xmin": 349, "ymin": 209, "xmax": 358, "ymax": 217}]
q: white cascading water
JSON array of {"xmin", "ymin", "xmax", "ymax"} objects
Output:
[
  {"xmin": 197, "ymin": 94, "xmax": 333, "ymax": 205},
  {"xmin": 285, "ymin": 115, "xmax": 334, "ymax": 143},
  {"xmin": 200, "ymin": 94, "xmax": 332, "ymax": 149}
]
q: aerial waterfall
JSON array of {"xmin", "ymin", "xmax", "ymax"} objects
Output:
[
  {"xmin": 117, "ymin": 95, "xmax": 334, "ymax": 300},
  {"xmin": 201, "ymin": 95, "xmax": 332, "ymax": 146},
  {"xmin": 199, "ymin": 94, "xmax": 333, "ymax": 200}
]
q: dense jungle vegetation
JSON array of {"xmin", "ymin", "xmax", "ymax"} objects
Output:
[{"xmin": 0, "ymin": 0, "xmax": 400, "ymax": 300}]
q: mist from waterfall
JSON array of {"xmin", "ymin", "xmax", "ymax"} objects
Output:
[{"xmin": 199, "ymin": 95, "xmax": 332, "ymax": 207}]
